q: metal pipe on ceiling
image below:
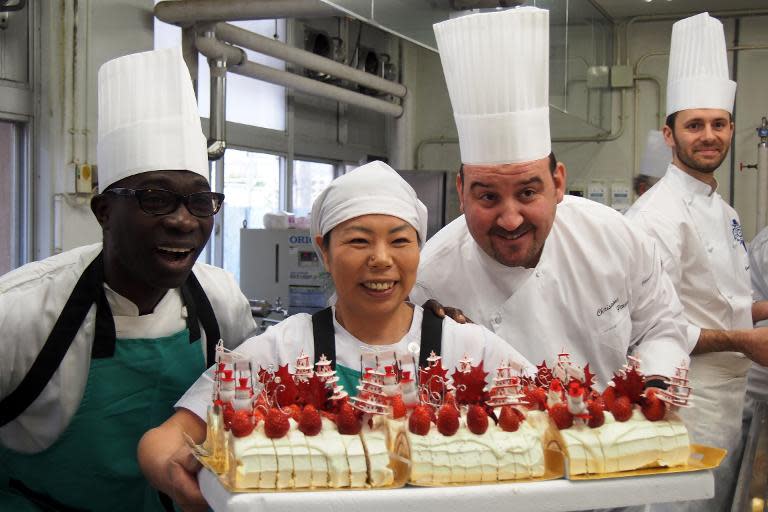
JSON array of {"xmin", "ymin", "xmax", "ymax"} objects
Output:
[
  {"xmin": 215, "ymin": 22, "xmax": 407, "ymax": 98},
  {"xmin": 208, "ymin": 56, "xmax": 228, "ymax": 160},
  {"xmin": 195, "ymin": 36, "xmax": 403, "ymax": 118},
  {"xmin": 154, "ymin": 0, "xmax": 337, "ymax": 27}
]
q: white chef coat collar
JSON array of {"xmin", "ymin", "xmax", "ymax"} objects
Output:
[
  {"xmin": 103, "ymin": 282, "xmax": 173, "ymax": 317},
  {"xmin": 667, "ymin": 163, "xmax": 718, "ymax": 197}
]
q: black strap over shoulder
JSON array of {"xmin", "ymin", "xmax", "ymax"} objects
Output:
[
  {"xmin": 418, "ymin": 308, "xmax": 443, "ymax": 369},
  {"xmin": 0, "ymin": 254, "xmax": 107, "ymax": 428},
  {"xmin": 0, "ymin": 253, "xmax": 221, "ymax": 428},
  {"xmin": 181, "ymin": 270, "xmax": 221, "ymax": 366},
  {"xmin": 311, "ymin": 307, "xmax": 336, "ymax": 369},
  {"xmin": 311, "ymin": 306, "xmax": 443, "ymax": 371},
  {"xmin": 8, "ymin": 479, "xmax": 89, "ymax": 512}
]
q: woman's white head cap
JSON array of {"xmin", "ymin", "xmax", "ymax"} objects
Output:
[
  {"xmin": 434, "ymin": 7, "xmax": 550, "ymax": 165},
  {"xmin": 310, "ymin": 161, "xmax": 428, "ymax": 258},
  {"xmin": 666, "ymin": 12, "xmax": 736, "ymax": 115},
  {"xmin": 640, "ymin": 130, "xmax": 672, "ymax": 179},
  {"xmin": 97, "ymin": 47, "xmax": 208, "ymax": 192}
]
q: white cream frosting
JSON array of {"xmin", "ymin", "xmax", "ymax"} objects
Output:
[
  {"xmin": 558, "ymin": 409, "xmax": 690, "ymax": 475},
  {"xmin": 360, "ymin": 424, "xmax": 395, "ymax": 487},
  {"xmin": 228, "ymin": 413, "xmax": 394, "ymax": 489},
  {"xmin": 407, "ymin": 415, "xmax": 545, "ymax": 484}
]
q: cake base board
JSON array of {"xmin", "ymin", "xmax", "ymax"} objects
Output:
[
  {"xmin": 407, "ymin": 447, "xmax": 564, "ymax": 486},
  {"xmin": 548, "ymin": 442, "xmax": 726, "ymax": 480}
]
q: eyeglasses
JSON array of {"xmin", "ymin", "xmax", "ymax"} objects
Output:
[{"xmin": 105, "ymin": 188, "xmax": 225, "ymax": 217}]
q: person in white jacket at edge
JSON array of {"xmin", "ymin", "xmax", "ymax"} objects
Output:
[
  {"xmin": 412, "ymin": 9, "xmax": 689, "ymax": 409},
  {"xmin": 743, "ymin": 226, "xmax": 768, "ymax": 446},
  {"xmin": 0, "ymin": 47, "xmax": 256, "ymax": 512},
  {"xmin": 626, "ymin": 13, "xmax": 768, "ymax": 511},
  {"xmin": 137, "ymin": 160, "xmax": 536, "ymax": 510},
  {"xmin": 743, "ymin": 226, "xmax": 768, "ymax": 491}
]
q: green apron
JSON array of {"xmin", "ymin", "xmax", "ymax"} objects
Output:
[
  {"xmin": 335, "ymin": 365, "xmax": 362, "ymax": 398},
  {"xmin": 0, "ymin": 252, "xmax": 219, "ymax": 511}
]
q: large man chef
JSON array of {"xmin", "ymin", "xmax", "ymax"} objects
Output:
[
  {"xmin": 0, "ymin": 47, "xmax": 256, "ymax": 511},
  {"xmin": 627, "ymin": 13, "xmax": 768, "ymax": 510},
  {"xmin": 410, "ymin": 7, "xmax": 690, "ymax": 393}
]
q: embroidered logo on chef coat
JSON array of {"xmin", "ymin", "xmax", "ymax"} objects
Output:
[{"xmin": 732, "ymin": 219, "xmax": 747, "ymax": 252}]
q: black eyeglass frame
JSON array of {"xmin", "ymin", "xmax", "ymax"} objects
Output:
[{"xmin": 104, "ymin": 188, "xmax": 225, "ymax": 217}]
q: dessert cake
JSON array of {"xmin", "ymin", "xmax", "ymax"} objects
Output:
[
  {"xmin": 207, "ymin": 350, "xmax": 402, "ymax": 490},
  {"xmin": 529, "ymin": 353, "xmax": 692, "ymax": 476},
  {"xmin": 404, "ymin": 354, "xmax": 546, "ymax": 484}
]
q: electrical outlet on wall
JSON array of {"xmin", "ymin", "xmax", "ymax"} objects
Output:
[{"xmin": 587, "ymin": 182, "xmax": 607, "ymax": 205}]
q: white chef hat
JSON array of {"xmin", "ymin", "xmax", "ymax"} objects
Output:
[
  {"xmin": 97, "ymin": 47, "xmax": 208, "ymax": 192},
  {"xmin": 434, "ymin": 7, "xmax": 550, "ymax": 165},
  {"xmin": 310, "ymin": 161, "xmax": 428, "ymax": 259},
  {"xmin": 639, "ymin": 130, "xmax": 672, "ymax": 179},
  {"xmin": 666, "ymin": 12, "xmax": 736, "ymax": 115}
]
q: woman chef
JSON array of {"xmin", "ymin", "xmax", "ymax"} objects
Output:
[{"xmin": 138, "ymin": 160, "xmax": 536, "ymax": 508}]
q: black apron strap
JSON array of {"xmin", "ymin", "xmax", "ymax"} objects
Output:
[
  {"xmin": 418, "ymin": 308, "xmax": 443, "ymax": 369},
  {"xmin": 181, "ymin": 271, "xmax": 221, "ymax": 366},
  {"xmin": 0, "ymin": 253, "xmax": 107, "ymax": 428},
  {"xmin": 0, "ymin": 254, "xmax": 222, "ymax": 427},
  {"xmin": 8, "ymin": 479, "xmax": 89, "ymax": 512},
  {"xmin": 311, "ymin": 307, "xmax": 336, "ymax": 369}
]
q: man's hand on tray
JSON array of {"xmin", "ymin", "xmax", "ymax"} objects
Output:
[
  {"xmin": 421, "ymin": 299, "xmax": 473, "ymax": 324},
  {"xmin": 166, "ymin": 444, "xmax": 208, "ymax": 512}
]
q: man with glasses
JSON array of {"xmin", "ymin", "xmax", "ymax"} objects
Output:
[{"xmin": 0, "ymin": 48, "xmax": 256, "ymax": 511}]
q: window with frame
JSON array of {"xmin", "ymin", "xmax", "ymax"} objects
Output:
[
  {"xmin": 222, "ymin": 149, "xmax": 281, "ymax": 283},
  {"xmin": 292, "ymin": 160, "xmax": 336, "ymax": 218}
]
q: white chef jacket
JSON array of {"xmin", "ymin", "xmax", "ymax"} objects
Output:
[
  {"xmin": 177, "ymin": 304, "xmax": 536, "ymax": 420},
  {"xmin": 626, "ymin": 163, "xmax": 752, "ymax": 510},
  {"xmin": 745, "ymin": 226, "xmax": 768, "ymax": 409},
  {"xmin": 410, "ymin": 195, "xmax": 690, "ymax": 390},
  {"xmin": 0, "ymin": 243, "xmax": 257, "ymax": 454}
]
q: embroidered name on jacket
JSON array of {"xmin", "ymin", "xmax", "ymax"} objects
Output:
[
  {"xmin": 732, "ymin": 219, "xmax": 747, "ymax": 252},
  {"xmin": 597, "ymin": 297, "xmax": 628, "ymax": 317},
  {"xmin": 597, "ymin": 297, "xmax": 618, "ymax": 317}
]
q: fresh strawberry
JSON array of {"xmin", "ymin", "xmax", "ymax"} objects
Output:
[
  {"xmin": 641, "ymin": 388, "xmax": 667, "ymax": 421},
  {"xmin": 444, "ymin": 392, "xmax": 457, "ymax": 408},
  {"xmin": 511, "ymin": 407, "xmax": 526, "ymax": 422},
  {"xmin": 230, "ymin": 410, "xmax": 255, "ymax": 438},
  {"xmin": 499, "ymin": 406, "xmax": 521, "ymax": 432},
  {"xmin": 336, "ymin": 403, "xmax": 362, "ymax": 435},
  {"xmin": 602, "ymin": 386, "xmax": 616, "ymax": 412},
  {"xmin": 298, "ymin": 405, "xmax": 323, "ymax": 436},
  {"xmin": 523, "ymin": 386, "xmax": 547, "ymax": 411},
  {"xmin": 587, "ymin": 400, "xmax": 605, "ymax": 428},
  {"xmin": 222, "ymin": 404, "xmax": 235, "ymax": 430},
  {"xmin": 408, "ymin": 408, "xmax": 432, "ymax": 436},
  {"xmin": 264, "ymin": 407, "xmax": 290, "ymax": 439},
  {"xmin": 610, "ymin": 395, "xmax": 633, "ymax": 422},
  {"xmin": 549, "ymin": 402, "xmax": 574, "ymax": 430},
  {"xmin": 436, "ymin": 404, "xmax": 460, "ymax": 436},
  {"xmin": 412, "ymin": 404, "xmax": 434, "ymax": 422},
  {"xmin": 286, "ymin": 404, "xmax": 302, "ymax": 422},
  {"xmin": 467, "ymin": 405, "xmax": 489, "ymax": 435},
  {"xmin": 390, "ymin": 395, "xmax": 407, "ymax": 419}
]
